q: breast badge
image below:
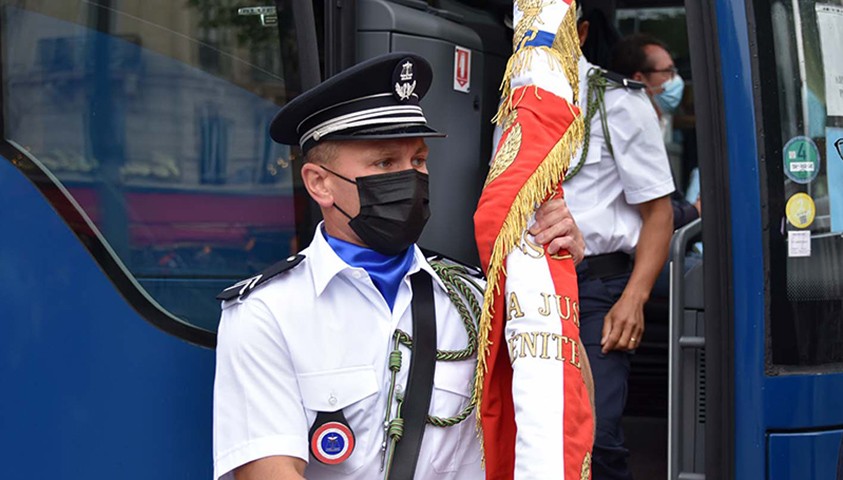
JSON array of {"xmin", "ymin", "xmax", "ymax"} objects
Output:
[{"xmin": 310, "ymin": 414, "xmax": 355, "ymax": 465}]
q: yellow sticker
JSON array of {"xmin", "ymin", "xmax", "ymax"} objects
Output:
[{"xmin": 785, "ymin": 193, "xmax": 816, "ymax": 228}]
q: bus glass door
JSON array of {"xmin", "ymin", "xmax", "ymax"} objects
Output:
[{"xmin": 742, "ymin": 0, "xmax": 843, "ymax": 477}]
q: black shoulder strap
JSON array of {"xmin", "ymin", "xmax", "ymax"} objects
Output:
[
  {"xmin": 388, "ymin": 270, "xmax": 437, "ymax": 480},
  {"xmin": 420, "ymin": 247, "xmax": 484, "ymax": 279},
  {"xmin": 603, "ymin": 69, "xmax": 646, "ymax": 90},
  {"xmin": 216, "ymin": 254, "xmax": 306, "ymax": 301}
]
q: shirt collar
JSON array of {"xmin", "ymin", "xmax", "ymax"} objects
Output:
[
  {"xmin": 307, "ymin": 222, "xmax": 447, "ymax": 296},
  {"xmin": 410, "ymin": 245, "xmax": 448, "ymax": 293},
  {"xmin": 578, "ymin": 57, "xmax": 593, "ymax": 86}
]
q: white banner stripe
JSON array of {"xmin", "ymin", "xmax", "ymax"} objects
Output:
[
  {"xmin": 510, "ymin": 50, "xmax": 576, "ymax": 105},
  {"xmin": 505, "ymin": 216, "xmax": 567, "ymax": 478}
]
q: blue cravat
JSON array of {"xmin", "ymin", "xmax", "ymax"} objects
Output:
[{"xmin": 325, "ymin": 232, "xmax": 415, "ymax": 311}]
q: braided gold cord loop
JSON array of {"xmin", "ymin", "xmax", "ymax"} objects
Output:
[
  {"xmin": 566, "ymin": 67, "xmax": 614, "ymax": 181},
  {"xmin": 379, "ymin": 260, "xmax": 485, "ymax": 476},
  {"xmin": 388, "ymin": 350, "xmax": 402, "ymax": 371},
  {"xmin": 388, "ymin": 417, "xmax": 405, "ymax": 440},
  {"xmin": 394, "ymin": 260, "xmax": 485, "ymax": 428}
]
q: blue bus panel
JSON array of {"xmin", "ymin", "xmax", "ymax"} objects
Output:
[
  {"xmin": 0, "ymin": 156, "xmax": 214, "ymax": 478},
  {"xmin": 768, "ymin": 429, "xmax": 843, "ymax": 480},
  {"xmin": 727, "ymin": 0, "xmax": 843, "ymax": 477}
]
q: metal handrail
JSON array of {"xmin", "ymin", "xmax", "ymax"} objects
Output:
[{"xmin": 668, "ymin": 218, "xmax": 704, "ymax": 480}]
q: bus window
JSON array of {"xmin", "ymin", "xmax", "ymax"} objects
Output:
[
  {"xmin": 617, "ymin": 7, "xmax": 695, "ymax": 196},
  {"xmin": 756, "ymin": 0, "xmax": 843, "ymax": 368},
  {"xmin": 0, "ymin": 1, "xmax": 305, "ymax": 339}
]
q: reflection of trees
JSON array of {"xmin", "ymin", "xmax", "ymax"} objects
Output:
[
  {"xmin": 184, "ymin": 0, "xmax": 300, "ymax": 99},
  {"xmin": 797, "ymin": 1, "xmax": 825, "ymax": 105},
  {"xmin": 186, "ymin": 0, "xmax": 276, "ymax": 49}
]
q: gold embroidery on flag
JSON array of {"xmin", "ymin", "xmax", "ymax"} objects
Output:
[
  {"xmin": 474, "ymin": 109, "xmax": 584, "ymax": 439},
  {"xmin": 554, "ymin": 1, "xmax": 582, "ymax": 106},
  {"xmin": 507, "ymin": 331, "xmax": 583, "ymax": 366},
  {"xmin": 581, "ymin": 452, "xmax": 592, "ymax": 480},
  {"xmin": 485, "ymin": 123, "xmax": 522, "ymax": 187},
  {"xmin": 493, "ymin": 3, "xmax": 582, "ymax": 125},
  {"xmin": 518, "ymin": 231, "xmax": 545, "ymax": 258},
  {"xmin": 502, "ymin": 109, "xmax": 519, "ymax": 133},
  {"xmin": 513, "ymin": 0, "xmax": 546, "ymax": 51}
]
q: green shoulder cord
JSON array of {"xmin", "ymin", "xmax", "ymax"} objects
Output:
[
  {"xmin": 565, "ymin": 67, "xmax": 615, "ymax": 181},
  {"xmin": 380, "ymin": 260, "xmax": 484, "ymax": 477}
]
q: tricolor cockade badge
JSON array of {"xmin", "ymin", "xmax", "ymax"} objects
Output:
[{"xmin": 310, "ymin": 420, "xmax": 355, "ymax": 465}]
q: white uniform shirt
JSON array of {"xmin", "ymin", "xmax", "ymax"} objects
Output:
[
  {"xmin": 213, "ymin": 225, "xmax": 483, "ymax": 480},
  {"xmin": 565, "ymin": 57, "xmax": 675, "ymax": 255}
]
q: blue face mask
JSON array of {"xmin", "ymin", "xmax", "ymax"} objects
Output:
[{"xmin": 653, "ymin": 74, "xmax": 684, "ymax": 114}]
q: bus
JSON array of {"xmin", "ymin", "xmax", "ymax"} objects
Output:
[{"xmin": 1, "ymin": 1, "xmax": 841, "ymax": 478}]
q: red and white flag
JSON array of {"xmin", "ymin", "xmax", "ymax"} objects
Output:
[{"xmin": 473, "ymin": 1, "xmax": 594, "ymax": 478}]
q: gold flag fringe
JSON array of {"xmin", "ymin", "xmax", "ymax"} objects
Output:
[
  {"xmin": 553, "ymin": 2, "xmax": 582, "ymax": 106},
  {"xmin": 492, "ymin": 2, "xmax": 582, "ymax": 126},
  {"xmin": 474, "ymin": 108, "xmax": 584, "ymax": 454}
]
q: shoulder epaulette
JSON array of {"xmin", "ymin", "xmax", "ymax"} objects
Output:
[
  {"xmin": 421, "ymin": 247, "xmax": 484, "ymax": 280},
  {"xmin": 216, "ymin": 254, "xmax": 306, "ymax": 301},
  {"xmin": 602, "ymin": 69, "xmax": 646, "ymax": 90}
]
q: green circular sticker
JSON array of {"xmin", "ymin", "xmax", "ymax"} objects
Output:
[{"xmin": 783, "ymin": 136, "xmax": 820, "ymax": 184}]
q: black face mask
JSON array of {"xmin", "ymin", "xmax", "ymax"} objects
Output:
[{"xmin": 322, "ymin": 166, "xmax": 431, "ymax": 255}]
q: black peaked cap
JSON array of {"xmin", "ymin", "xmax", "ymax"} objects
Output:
[{"xmin": 270, "ymin": 52, "xmax": 445, "ymax": 153}]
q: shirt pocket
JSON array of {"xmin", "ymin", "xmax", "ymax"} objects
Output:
[
  {"xmin": 298, "ymin": 366, "xmax": 380, "ymax": 474},
  {"xmin": 429, "ymin": 361, "xmax": 482, "ymax": 474}
]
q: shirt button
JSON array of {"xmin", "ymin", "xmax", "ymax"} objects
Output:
[
  {"xmin": 329, "ymin": 394, "xmax": 338, "ymax": 406},
  {"xmin": 395, "ymin": 384, "xmax": 404, "ymax": 396},
  {"xmin": 352, "ymin": 271, "xmax": 362, "ymax": 279}
]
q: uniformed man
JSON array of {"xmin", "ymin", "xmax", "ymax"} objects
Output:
[
  {"xmin": 611, "ymin": 33, "xmax": 685, "ymax": 140},
  {"xmin": 566, "ymin": 8, "xmax": 675, "ymax": 480},
  {"xmin": 212, "ymin": 52, "xmax": 585, "ymax": 480},
  {"xmin": 611, "ymin": 33, "xmax": 701, "ymax": 227},
  {"xmin": 611, "ymin": 33, "xmax": 702, "ymax": 302}
]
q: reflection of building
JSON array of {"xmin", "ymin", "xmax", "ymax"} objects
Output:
[
  {"xmin": 3, "ymin": 3, "xmax": 298, "ymax": 280},
  {"xmin": 2, "ymin": 1, "xmax": 303, "ymax": 330},
  {"xmin": 8, "ymin": 9, "xmax": 291, "ymax": 187}
]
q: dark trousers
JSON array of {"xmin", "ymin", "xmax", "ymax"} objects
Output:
[{"xmin": 578, "ymin": 270, "xmax": 634, "ymax": 480}]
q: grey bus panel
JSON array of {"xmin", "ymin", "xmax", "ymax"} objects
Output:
[
  {"xmin": 669, "ymin": 218, "xmax": 706, "ymax": 480},
  {"xmin": 358, "ymin": 0, "xmax": 486, "ymax": 265}
]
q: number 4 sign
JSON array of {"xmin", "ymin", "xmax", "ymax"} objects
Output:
[
  {"xmin": 783, "ymin": 136, "xmax": 820, "ymax": 184},
  {"xmin": 453, "ymin": 46, "xmax": 471, "ymax": 93}
]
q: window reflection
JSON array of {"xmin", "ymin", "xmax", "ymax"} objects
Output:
[
  {"xmin": 1, "ymin": 1, "xmax": 303, "ymax": 332},
  {"xmin": 762, "ymin": 0, "xmax": 843, "ymax": 367}
]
